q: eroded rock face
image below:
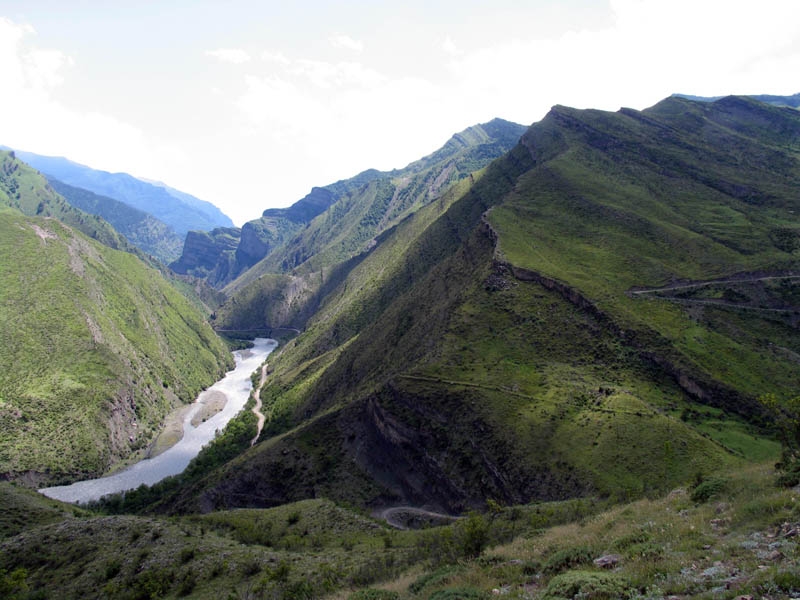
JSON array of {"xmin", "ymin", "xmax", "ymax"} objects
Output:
[
  {"xmin": 170, "ymin": 227, "xmax": 240, "ymax": 286},
  {"xmin": 235, "ymin": 221, "xmax": 274, "ymax": 270},
  {"xmin": 171, "ymin": 228, "xmax": 240, "ymax": 272}
]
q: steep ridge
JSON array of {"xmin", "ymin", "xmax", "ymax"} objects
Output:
[
  {"xmin": 0, "ymin": 155, "xmax": 232, "ymax": 485},
  {"xmin": 8, "ymin": 150, "xmax": 233, "ymax": 236},
  {"xmin": 0, "ymin": 151, "xmax": 130, "ymax": 251},
  {"xmin": 170, "ymin": 171, "xmax": 386, "ymax": 284},
  {"xmin": 0, "ymin": 208, "xmax": 232, "ymax": 485},
  {"xmin": 46, "ymin": 177, "xmax": 184, "ymax": 264},
  {"xmin": 212, "ymin": 118, "xmax": 527, "ymax": 330},
  {"xmin": 160, "ymin": 96, "xmax": 799, "ymax": 514},
  {"xmin": 674, "ymin": 91, "xmax": 800, "ymax": 108}
]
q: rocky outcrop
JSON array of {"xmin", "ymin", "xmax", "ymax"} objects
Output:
[
  {"xmin": 262, "ymin": 186, "xmax": 336, "ymax": 223},
  {"xmin": 234, "ymin": 221, "xmax": 275, "ymax": 270},
  {"xmin": 169, "ymin": 227, "xmax": 240, "ymax": 286}
]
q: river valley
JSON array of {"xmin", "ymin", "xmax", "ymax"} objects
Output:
[{"xmin": 39, "ymin": 338, "xmax": 277, "ymax": 503}]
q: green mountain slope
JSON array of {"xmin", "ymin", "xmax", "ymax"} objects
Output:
[
  {"xmin": 213, "ymin": 119, "xmax": 527, "ymax": 330},
  {"xmin": 46, "ymin": 177, "xmax": 184, "ymax": 264},
  {"xmin": 0, "ymin": 200, "xmax": 231, "ymax": 484},
  {"xmin": 3, "ymin": 460, "xmax": 800, "ymax": 599},
  {"xmin": 1, "ymin": 151, "xmax": 130, "ymax": 251},
  {"xmin": 161, "ymin": 96, "xmax": 798, "ymax": 514}
]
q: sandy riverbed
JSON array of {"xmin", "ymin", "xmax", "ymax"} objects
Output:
[{"xmin": 147, "ymin": 391, "xmax": 229, "ymax": 458}]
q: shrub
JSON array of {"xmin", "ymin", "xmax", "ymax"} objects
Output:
[
  {"xmin": 776, "ymin": 462, "xmax": 800, "ymax": 488},
  {"xmin": 543, "ymin": 546, "xmax": 594, "ymax": 575},
  {"xmin": 267, "ymin": 560, "xmax": 291, "ymax": 583},
  {"xmin": 521, "ymin": 560, "xmax": 540, "ymax": 575},
  {"xmin": 772, "ymin": 569, "xmax": 800, "ymax": 594},
  {"xmin": 0, "ymin": 568, "xmax": 29, "ymax": 599},
  {"xmin": 542, "ymin": 570, "xmax": 629, "ymax": 599},
  {"xmin": 129, "ymin": 567, "xmax": 174, "ymax": 599},
  {"xmin": 178, "ymin": 547, "xmax": 195, "ymax": 564},
  {"xmin": 627, "ymin": 542, "xmax": 664, "ymax": 561},
  {"xmin": 457, "ymin": 512, "xmax": 488, "ymax": 558},
  {"xmin": 611, "ymin": 529, "xmax": 651, "ymax": 551},
  {"xmin": 283, "ymin": 580, "xmax": 314, "ymax": 599},
  {"xmin": 409, "ymin": 565, "xmax": 465, "ymax": 594},
  {"xmin": 240, "ymin": 557, "xmax": 262, "ymax": 577},
  {"xmin": 177, "ymin": 570, "xmax": 196, "ymax": 597},
  {"xmin": 690, "ymin": 476, "xmax": 727, "ymax": 503},
  {"xmin": 103, "ymin": 559, "xmax": 122, "ymax": 580}
]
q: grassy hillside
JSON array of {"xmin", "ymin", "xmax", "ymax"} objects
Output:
[
  {"xmin": 2, "ymin": 462, "xmax": 799, "ymax": 599},
  {"xmin": 489, "ymin": 96, "xmax": 800, "ymax": 402},
  {"xmin": 0, "ymin": 207, "xmax": 231, "ymax": 484},
  {"xmin": 47, "ymin": 177, "xmax": 184, "ymax": 264},
  {"xmin": 155, "ymin": 97, "xmax": 799, "ymax": 516}
]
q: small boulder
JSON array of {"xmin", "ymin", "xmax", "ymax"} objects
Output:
[
  {"xmin": 593, "ymin": 554, "xmax": 621, "ymax": 569},
  {"xmin": 766, "ymin": 549, "xmax": 783, "ymax": 562}
]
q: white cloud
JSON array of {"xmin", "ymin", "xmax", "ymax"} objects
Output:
[
  {"xmin": 205, "ymin": 48, "xmax": 251, "ymax": 64},
  {"xmin": 23, "ymin": 48, "xmax": 73, "ymax": 90},
  {"xmin": 0, "ymin": 18, "xmax": 189, "ymax": 203},
  {"xmin": 261, "ymin": 50, "xmax": 291, "ymax": 65},
  {"xmin": 440, "ymin": 0, "xmax": 800, "ymax": 124},
  {"xmin": 441, "ymin": 36, "xmax": 461, "ymax": 57},
  {"xmin": 329, "ymin": 34, "xmax": 364, "ymax": 52},
  {"xmin": 292, "ymin": 59, "xmax": 387, "ymax": 89}
]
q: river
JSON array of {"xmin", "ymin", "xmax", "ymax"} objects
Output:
[{"xmin": 39, "ymin": 337, "xmax": 277, "ymax": 504}]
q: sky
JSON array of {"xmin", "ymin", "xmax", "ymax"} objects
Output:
[{"xmin": 1, "ymin": 0, "xmax": 799, "ymax": 226}]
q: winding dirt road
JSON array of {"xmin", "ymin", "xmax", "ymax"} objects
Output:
[
  {"xmin": 629, "ymin": 274, "xmax": 800, "ymax": 296},
  {"xmin": 378, "ymin": 506, "xmax": 461, "ymax": 530},
  {"xmin": 250, "ymin": 363, "xmax": 269, "ymax": 446}
]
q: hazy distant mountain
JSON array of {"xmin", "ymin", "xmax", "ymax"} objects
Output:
[
  {"xmin": 5, "ymin": 150, "xmax": 233, "ymax": 236},
  {"xmin": 47, "ymin": 177, "xmax": 184, "ymax": 264},
  {"xmin": 171, "ymin": 118, "xmax": 528, "ymax": 295}
]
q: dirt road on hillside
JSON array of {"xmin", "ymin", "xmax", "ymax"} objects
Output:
[{"xmin": 250, "ymin": 364, "xmax": 269, "ymax": 446}]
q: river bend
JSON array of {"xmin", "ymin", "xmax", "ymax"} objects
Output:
[{"xmin": 39, "ymin": 338, "xmax": 277, "ymax": 503}]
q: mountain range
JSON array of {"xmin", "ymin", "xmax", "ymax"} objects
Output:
[
  {"xmin": 4, "ymin": 149, "xmax": 233, "ymax": 237},
  {"xmin": 159, "ymin": 95, "xmax": 800, "ymax": 515},
  {"xmin": 1, "ymin": 95, "xmax": 800, "ymax": 599},
  {"xmin": 169, "ymin": 118, "xmax": 527, "ymax": 292}
]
